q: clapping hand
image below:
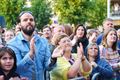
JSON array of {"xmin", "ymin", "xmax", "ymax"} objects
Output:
[
  {"xmin": 77, "ymin": 43, "xmax": 84, "ymax": 59},
  {"xmin": 52, "ymin": 46, "xmax": 65, "ymax": 58},
  {"xmin": 71, "ymin": 35, "xmax": 78, "ymax": 46},
  {"xmin": 29, "ymin": 37, "xmax": 35, "ymax": 59}
]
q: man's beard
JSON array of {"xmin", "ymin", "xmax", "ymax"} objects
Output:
[{"xmin": 21, "ymin": 27, "xmax": 35, "ymax": 36}]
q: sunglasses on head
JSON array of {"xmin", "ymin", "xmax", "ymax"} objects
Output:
[{"xmin": 19, "ymin": 11, "xmax": 33, "ymax": 17}]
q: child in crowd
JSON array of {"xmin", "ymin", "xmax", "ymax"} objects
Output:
[
  {"xmin": 0, "ymin": 47, "xmax": 20, "ymax": 80},
  {"xmin": 87, "ymin": 29, "xmax": 99, "ymax": 43}
]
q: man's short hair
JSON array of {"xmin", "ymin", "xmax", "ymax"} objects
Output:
[{"xmin": 102, "ymin": 18, "xmax": 113, "ymax": 25}]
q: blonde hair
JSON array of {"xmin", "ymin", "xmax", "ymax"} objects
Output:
[
  {"xmin": 51, "ymin": 33, "xmax": 68, "ymax": 46},
  {"xmin": 87, "ymin": 29, "xmax": 98, "ymax": 39}
]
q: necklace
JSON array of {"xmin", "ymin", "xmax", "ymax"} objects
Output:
[{"xmin": 63, "ymin": 55, "xmax": 75, "ymax": 65}]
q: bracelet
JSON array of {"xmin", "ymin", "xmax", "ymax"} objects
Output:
[{"xmin": 81, "ymin": 56, "xmax": 86, "ymax": 62}]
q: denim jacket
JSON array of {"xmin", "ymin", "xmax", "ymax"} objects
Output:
[{"xmin": 7, "ymin": 32, "xmax": 51, "ymax": 80}]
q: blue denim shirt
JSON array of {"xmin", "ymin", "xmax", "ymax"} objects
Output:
[{"xmin": 7, "ymin": 32, "xmax": 51, "ymax": 80}]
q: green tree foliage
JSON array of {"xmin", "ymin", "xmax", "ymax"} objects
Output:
[
  {"xmin": 0, "ymin": 0, "xmax": 24, "ymax": 29},
  {"xmin": 53, "ymin": 0, "xmax": 107, "ymax": 28},
  {"xmin": 31, "ymin": 0, "xmax": 52, "ymax": 29}
]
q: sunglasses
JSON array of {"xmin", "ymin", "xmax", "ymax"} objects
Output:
[{"xmin": 19, "ymin": 11, "xmax": 33, "ymax": 17}]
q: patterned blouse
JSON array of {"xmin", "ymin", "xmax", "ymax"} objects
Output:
[{"xmin": 99, "ymin": 45, "xmax": 120, "ymax": 68}]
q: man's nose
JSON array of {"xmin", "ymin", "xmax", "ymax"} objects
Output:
[
  {"xmin": 109, "ymin": 25, "xmax": 114, "ymax": 28},
  {"xmin": 27, "ymin": 19, "xmax": 31, "ymax": 23},
  {"xmin": 92, "ymin": 48, "xmax": 96, "ymax": 51}
]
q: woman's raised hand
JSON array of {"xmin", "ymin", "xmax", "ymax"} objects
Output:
[
  {"xmin": 71, "ymin": 35, "xmax": 78, "ymax": 46},
  {"xmin": 52, "ymin": 46, "xmax": 65, "ymax": 58},
  {"xmin": 77, "ymin": 43, "xmax": 84, "ymax": 59}
]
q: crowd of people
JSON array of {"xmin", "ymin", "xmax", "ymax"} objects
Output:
[{"xmin": 0, "ymin": 11, "xmax": 119, "ymax": 80}]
